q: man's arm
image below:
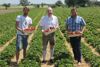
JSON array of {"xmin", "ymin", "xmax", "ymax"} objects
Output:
[
  {"xmin": 28, "ymin": 18, "xmax": 33, "ymax": 28},
  {"xmin": 39, "ymin": 19, "xmax": 46, "ymax": 32},
  {"xmin": 39, "ymin": 16, "xmax": 49, "ymax": 32},
  {"xmin": 80, "ymin": 17, "xmax": 86, "ymax": 34},
  {"xmin": 65, "ymin": 18, "xmax": 71, "ymax": 34},
  {"xmin": 81, "ymin": 26, "xmax": 86, "ymax": 34},
  {"xmin": 28, "ymin": 24, "xmax": 32, "ymax": 28},
  {"xmin": 75, "ymin": 17, "xmax": 86, "ymax": 35},
  {"xmin": 16, "ymin": 21, "xmax": 24, "ymax": 33}
]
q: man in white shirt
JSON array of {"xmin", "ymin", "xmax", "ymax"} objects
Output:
[
  {"xmin": 40, "ymin": 7, "xmax": 59, "ymax": 64},
  {"xmin": 16, "ymin": 7, "xmax": 32, "ymax": 63}
]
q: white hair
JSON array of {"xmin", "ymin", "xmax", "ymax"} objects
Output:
[{"xmin": 47, "ymin": 7, "xmax": 53, "ymax": 11}]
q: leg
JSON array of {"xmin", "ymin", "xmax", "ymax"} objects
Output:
[
  {"xmin": 70, "ymin": 37, "xmax": 77, "ymax": 60},
  {"xmin": 16, "ymin": 51, "xmax": 19, "ymax": 63},
  {"xmin": 49, "ymin": 36, "xmax": 55, "ymax": 60},
  {"xmin": 70, "ymin": 37, "xmax": 82, "ymax": 63},
  {"xmin": 22, "ymin": 35, "xmax": 28, "ymax": 58},
  {"xmin": 47, "ymin": 33, "xmax": 55, "ymax": 64},
  {"xmin": 42, "ymin": 34, "xmax": 48, "ymax": 62},
  {"xmin": 75, "ymin": 37, "xmax": 81, "ymax": 62},
  {"xmin": 23, "ymin": 48, "xmax": 27, "ymax": 58},
  {"xmin": 72, "ymin": 48, "xmax": 77, "ymax": 60},
  {"xmin": 16, "ymin": 35, "xmax": 22, "ymax": 63}
]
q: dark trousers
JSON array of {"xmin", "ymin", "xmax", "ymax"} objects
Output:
[{"xmin": 70, "ymin": 36, "xmax": 81, "ymax": 62}]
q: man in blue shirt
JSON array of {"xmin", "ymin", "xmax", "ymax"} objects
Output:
[{"xmin": 65, "ymin": 7, "xmax": 86, "ymax": 65}]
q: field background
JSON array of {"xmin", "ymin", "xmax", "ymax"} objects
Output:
[{"xmin": 0, "ymin": 6, "xmax": 100, "ymax": 67}]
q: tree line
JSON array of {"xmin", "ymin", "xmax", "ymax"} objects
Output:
[{"xmin": 1, "ymin": 0, "xmax": 100, "ymax": 10}]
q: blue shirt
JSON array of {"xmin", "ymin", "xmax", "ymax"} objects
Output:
[{"xmin": 65, "ymin": 16, "xmax": 86, "ymax": 32}]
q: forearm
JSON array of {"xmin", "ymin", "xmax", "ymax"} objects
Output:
[
  {"xmin": 28, "ymin": 24, "xmax": 32, "ymax": 28},
  {"xmin": 55, "ymin": 23, "xmax": 59, "ymax": 28},
  {"xmin": 81, "ymin": 26, "xmax": 86, "ymax": 33},
  {"xmin": 16, "ymin": 27, "xmax": 23, "ymax": 32},
  {"xmin": 16, "ymin": 21, "xmax": 23, "ymax": 32}
]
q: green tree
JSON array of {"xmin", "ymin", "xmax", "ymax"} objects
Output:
[
  {"xmin": 55, "ymin": 0, "xmax": 63, "ymax": 7},
  {"xmin": 65, "ymin": 0, "xmax": 90, "ymax": 7},
  {"xmin": 41, "ymin": 3, "xmax": 46, "ymax": 7},
  {"xmin": 77, "ymin": 0, "xmax": 89, "ymax": 7},
  {"xmin": 20, "ymin": 0, "xmax": 29, "ymax": 6},
  {"xmin": 65, "ymin": 0, "xmax": 77, "ymax": 7},
  {"xmin": 2, "ymin": 3, "xmax": 11, "ymax": 10}
]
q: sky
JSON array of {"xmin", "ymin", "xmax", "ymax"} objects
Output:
[
  {"xmin": 0, "ymin": 0, "xmax": 100, "ymax": 5},
  {"xmin": 0, "ymin": 0, "xmax": 65, "ymax": 5},
  {"xmin": 0, "ymin": 0, "xmax": 20, "ymax": 5}
]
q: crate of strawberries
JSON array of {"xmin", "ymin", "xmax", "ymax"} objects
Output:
[
  {"xmin": 24, "ymin": 27, "xmax": 36, "ymax": 34},
  {"xmin": 42, "ymin": 27, "xmax": 57, "ymax": 36}
]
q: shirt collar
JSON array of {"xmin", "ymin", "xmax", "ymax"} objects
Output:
[
  {"xmin": 47, "ymin": 15, "xmax": 53, "ymax": 19},
  {"xmin": 71, "ymin": 15, "xmax": 78, "ymax": 19}
]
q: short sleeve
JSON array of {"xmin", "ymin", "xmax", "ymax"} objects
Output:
[
  {"xmin": 16, "ymin": 15, "xmax": 21, "ymax": 22},
  {"xmin": 40, "ymin": 16, "xmax": 44, "ymax": 26},
  {"xmin": 80, "ymin": 17, "xmax": 86, "ymax": 26}
]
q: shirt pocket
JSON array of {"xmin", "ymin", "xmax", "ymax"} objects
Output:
[
  {"xmin": 25, "ymin": 19, "xmax": 30, "ymax": 25},
  {"xmin": 76, "ymin": 19, "xmax": 81, "ymax": 25},
  {"xmin": 75, "ymin": 20, "xmax": 81, "ymax": 30},
  {"xmin": 67, "ymin": 20, "xmax": 72, "ymax": 25},
  {"xmin": 51, "ymin": 20, "xmax": 57, "ymax": 27}
]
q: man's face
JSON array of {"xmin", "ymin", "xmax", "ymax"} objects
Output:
[
  {"xmin": 48, "ymin": 9, "xmax": 53, "ymax": 15},
  {"xmin": 23, "ymin": 8, "xmax": 29, "ymax": 15},
  {"xmin": 71, "ymin": 9, "xmax": 77, "ymax": 17}
]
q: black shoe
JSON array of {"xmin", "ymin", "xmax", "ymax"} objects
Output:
[
  {"xmin": 49, "ymin": 59, "xmax": 54, "ymax": 64},
  {"xmin": 42, "ymin": 60, "xmax": 47, "ymax": 64}
]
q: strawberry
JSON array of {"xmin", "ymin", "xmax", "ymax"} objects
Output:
[
  {"xmin": 31, "ymin": 27, "xmax": 35, "ymax": 30},
  {"xmin": 44, "ymin": 29, "xmax": 49, "ymax": 32}
]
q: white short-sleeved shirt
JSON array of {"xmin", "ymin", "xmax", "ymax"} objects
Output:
[
  {"xmin": 16, "ymin": 15, "xmax": 32, "ymax": 35},
  {"xmin": 40, "ymin": 15, "xmax": 59, "ymax": 30}
]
